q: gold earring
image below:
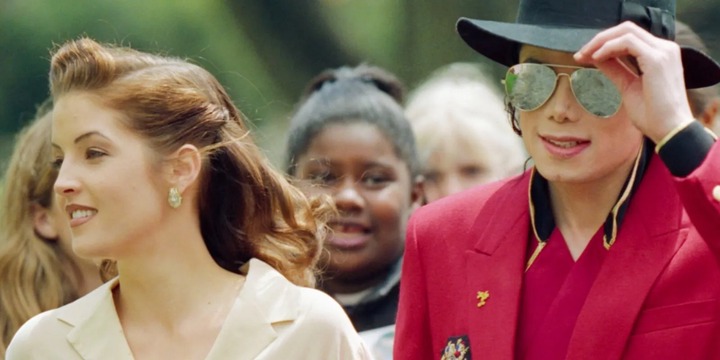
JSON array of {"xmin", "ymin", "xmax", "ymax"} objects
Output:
[{"xmin": 168, "ymin": 187, "xmax": 182, "ymax": 209}]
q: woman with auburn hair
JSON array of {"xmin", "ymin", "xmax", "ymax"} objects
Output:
[
  {"xmin": 0, "ymin": 102, "xmax": 102, "ymax": 357},
  {"xmin": 7, "ymin": 38, "xmax": 369, "ymax": 359}
]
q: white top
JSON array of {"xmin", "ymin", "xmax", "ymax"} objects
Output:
[
  {"xmin": 359, "ymin": 325, "xmax": 395, "ymax": 360},
  {"xmin": 7, "ymin": 258, "xmax": 372, "ymax": 360}
]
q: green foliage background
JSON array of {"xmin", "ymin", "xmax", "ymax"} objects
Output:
[{"xmin": 1, "ymin": 0, "xmax": 718, "ymax": 171}]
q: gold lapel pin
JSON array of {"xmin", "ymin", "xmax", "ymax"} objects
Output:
[{"xmin": 476, "ymin": 290, "xmax": 490, "ymax": 308}]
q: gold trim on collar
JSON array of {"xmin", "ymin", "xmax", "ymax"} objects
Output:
[
  {"xmin": 526, "ymin": 168, "xmax": 545, "ymax": 271},
  {"xmin": 525, "ymin": 241, "xmax": 546, "ymax": 272},
  {"xmin": 526, "ymin": 140, "xmax": 648, "ymax": 270},
  {"xmin": 603, "ymin": 143, "xmax": 644, "ymax": 250},
  {"xmin": 528, "ymin": 168, "xmax": 541, "ymax": 244}
]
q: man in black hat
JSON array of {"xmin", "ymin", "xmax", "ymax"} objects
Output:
[{"xmin": 395, "ymin": 0, "xmax": 720, "ymax": 359}]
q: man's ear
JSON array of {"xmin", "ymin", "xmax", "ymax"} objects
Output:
[
  {"xmin": 32, "ymin": 203, "xmax": 59, "ymax": 240},
  {"xmin": 166, "ymin": 144, "xmax": 202, "ymax": 193},
  {"xmin": 409, "ymin": 175, "xmax": 426, "ymax": 210},
  {"xmin": 700, "ymin": 98, "xmax": 720, "ymax": 132}
]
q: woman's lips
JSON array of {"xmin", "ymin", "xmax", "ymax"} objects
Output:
[
  {"xmin": 66, "ymin": 204, "xmax": 98, "ymax": 228},
  {"xmin": 327, "ymin": 221, "xmax": 371, "ymax": 250},
  {"xmin": 327, "ymin": 233, "xmax": 370, "ymax": 250}
]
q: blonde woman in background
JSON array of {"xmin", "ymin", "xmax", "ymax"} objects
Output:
[
  {"xmin": 0, "ymin": 101, "xmax": 103, "ymax": 357},
  {"xmin": 405, "ymin": 63, "xmax": 526, "ymax": 203}
]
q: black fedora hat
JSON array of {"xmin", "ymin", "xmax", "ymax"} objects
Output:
[{"xmin": 457, "ymin": 0, "xmax": 720, "ymax": 89}]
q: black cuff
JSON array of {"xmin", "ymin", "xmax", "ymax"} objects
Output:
[{"xmin": 657, "ymin": 121, "xmax": 716, "ymax": 177}]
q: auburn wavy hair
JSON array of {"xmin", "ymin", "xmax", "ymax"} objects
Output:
[
  {"xmin": 0, "ymin": 104, "xmax": 83, "ymax": 355},
  {"xmin": 49, "ymin": 37, "xmax": 332, "ymax": 287}
]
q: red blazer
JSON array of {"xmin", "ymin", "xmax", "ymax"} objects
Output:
[{"xmin": 395, "ymin": 145, "xmax": 720, "ymax": 360}]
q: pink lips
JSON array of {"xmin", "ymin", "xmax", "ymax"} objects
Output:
[
  {"xmin": 327, "ymin": 220, "xmax": 371, "ymax": 250},
  {"xmin": 540, "ymin": 135, "xmax": 590, "ymax": 158}
]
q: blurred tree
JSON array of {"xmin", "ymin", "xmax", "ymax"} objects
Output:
[
  {"xmin": 225, "ymin": 1, "xmax": 359, "ymax": 102},
  {"xmin": 0, "ymin": 0, "xmax": 281, "ymax": 166},
  {"xmin": 225, "ymin": 0, "xmax": 517, "ymax": 100},
  {"xmin": 1, "ymin": 0, "xmax": 718, "ymax": 169},
  {"xmin": 678, "ymin": 0, "xmax": 720, "ymax": 59}
]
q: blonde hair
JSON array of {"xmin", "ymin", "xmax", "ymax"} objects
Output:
[
  {"xmin": 0, "ymin": 103, "xmax": 81, "ymax": 354},
  {"xmin": 50, "ymin": 37, "xmax": 332, "ymax": 287},
  {"xmin": 406, "ymin": 63, "xmax": 526, "ymax": 179}
]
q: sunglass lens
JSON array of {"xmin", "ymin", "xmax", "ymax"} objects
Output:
[
  {"xmin": 571, "ymin": 69, "xmax": 622, "ymax": 117},
  {"xmin": 505, "ymin": 64, "xmax": 556, "ymax": 112}
]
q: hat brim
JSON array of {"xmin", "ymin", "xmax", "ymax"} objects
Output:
[{"xmin": 457, "ymin": 17, "xmax": 720, "ymax": 89}]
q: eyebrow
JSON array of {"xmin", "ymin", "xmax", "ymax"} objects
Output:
[
  {"xmin": 303, "ymin": 157, "xmax": 331, "ymax": 167},
  {"xmin": 51, "ymin": 131, "xmax": 111, "ymax": 149},
  {"xmin": 301, "ymin": 157, "xmax": 398, "ymax": 174},
  {"xmin": 363, "ymin": 160, "xmax": 396, "ymax": 169}
]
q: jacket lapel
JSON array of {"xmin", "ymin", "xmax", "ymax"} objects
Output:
[
  {"xmin": 58, "ymin": 278, "xmax": 135, "ymax": 360},
  {"xmin": 205, "ymin": 294, "xmax": 278, "ymax": 360},
  {"xmin": 567, "ymin": 156, "xmax": 687, "ymax": 360},
  {"xmin": 57, "ymin": 260, "xmax": 301, "ymax": 360},
  {"xmin": 464, "ymin": 176, "xmax": 530, "ymax": 359},
  {"xmin": 206, "ymin": 259, "xmax": 299, "ymax": 360}
]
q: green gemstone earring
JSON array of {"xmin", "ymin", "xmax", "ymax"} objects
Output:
[{"xmin": 168, "ymin": 187, "xmax": 182, "ymax": 209}]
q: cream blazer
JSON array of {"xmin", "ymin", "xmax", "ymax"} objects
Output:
[{"xmin": 7, "ymin": 259, "xmax": 371, "ymax": 359}]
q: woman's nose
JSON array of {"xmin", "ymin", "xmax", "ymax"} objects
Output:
[
  {"xmin": 53, "ymin": 163, "xmax": 80, "ymax": 197},
  {"xmin": 333, "ymin": 180, "xmax": 364, "ymax": 213}
]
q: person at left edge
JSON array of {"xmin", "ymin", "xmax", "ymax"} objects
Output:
[{"xmin": 0, "ymin": 100, "xmax": 103, "ymax": 357}]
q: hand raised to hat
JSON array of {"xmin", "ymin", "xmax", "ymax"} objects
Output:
[{"xmin": 574, "ymin": 21, "xmax": 694, "ymax": 144}]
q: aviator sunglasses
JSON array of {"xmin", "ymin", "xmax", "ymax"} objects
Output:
[{"xmin": 503, "ymin": 63, "xmax": 623, "ymax": 118}]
